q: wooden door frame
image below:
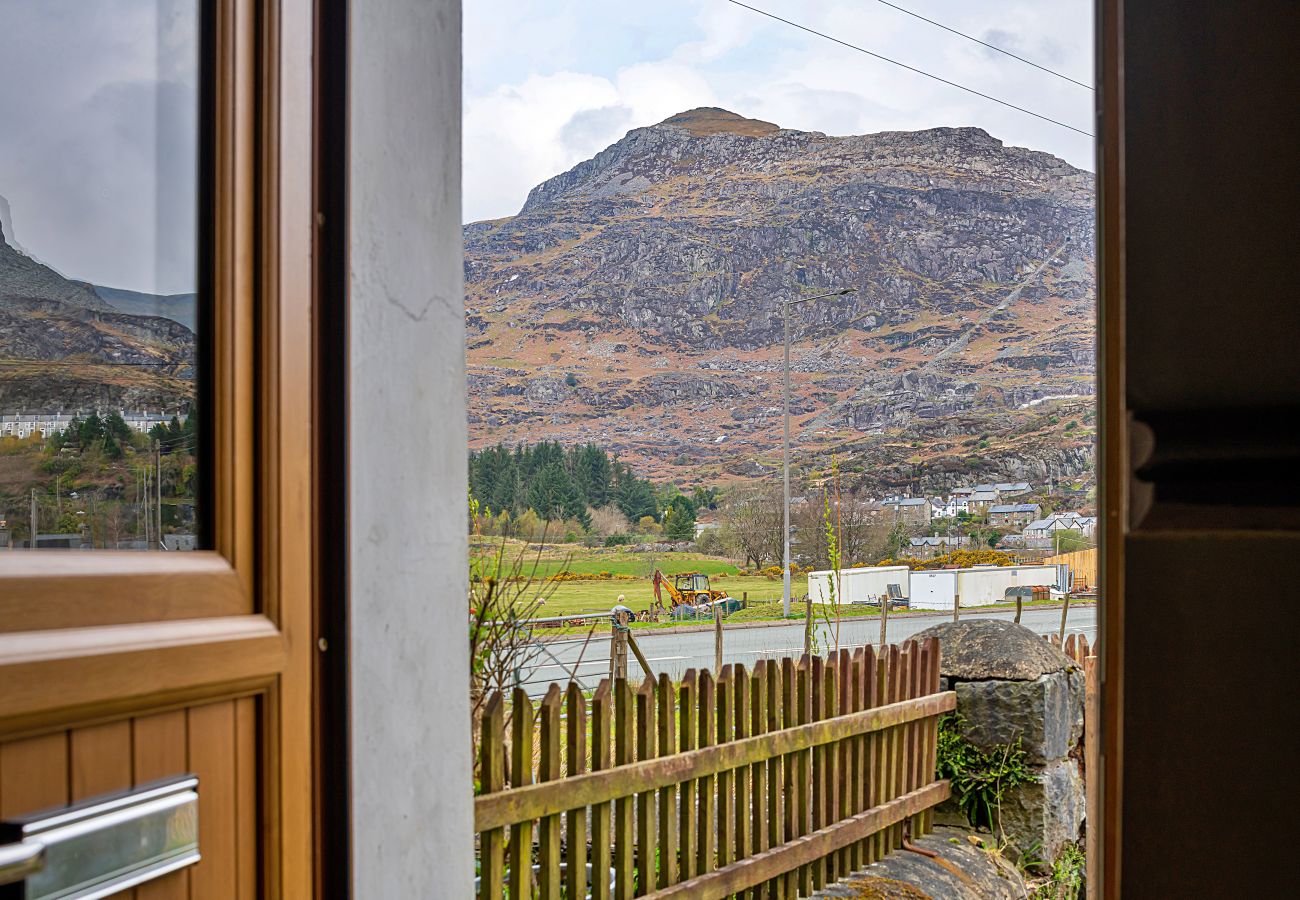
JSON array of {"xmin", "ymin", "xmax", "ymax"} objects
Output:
[
  {"xmin": 1097, "ymin": 0, "xmax": 1125, "ymax": 896},
  {"xmin": 0, "ymin": 1, "xmax": 316, "ymax": 896}
]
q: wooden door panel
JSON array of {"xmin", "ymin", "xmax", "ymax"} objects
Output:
[
  {"xmin": 134, "ymin": 710, "xmax": 192, "ymax": 900},
  {"xmin": 0, "ymin": 734, "xmax": 69, "ymax": 819},
  {"xmin": 0, "ymin": 699, "xmax": 260, "ymax": 900},
  {"xmin": 0, "ymin": 2, "xmax": 314, "ymax": 897}
]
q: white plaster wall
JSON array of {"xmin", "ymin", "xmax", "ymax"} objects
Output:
[{"xmin": 349, "ymin": 0, "xmax": 470, "ymax": 894}]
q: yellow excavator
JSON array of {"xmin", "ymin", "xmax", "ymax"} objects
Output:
[{"xmin": 652, "ymin": 570, "xmax": 731, "ymax": 614}]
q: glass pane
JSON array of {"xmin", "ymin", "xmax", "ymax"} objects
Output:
[{"xmin": 0, "ymin": 0, "xmax": 201, "ymax": 551}]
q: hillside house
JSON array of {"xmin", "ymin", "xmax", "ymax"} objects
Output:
[
  {"xmin": 1, "ymin": 409, "xmax": 184, "ymax": 440},
  {"xmin": 988, "ymin": 502, "xmax": 1042, "ymax": 526},
  {"xmin": 884, "ymin": 496, "xmax": 931, "ymax": 526},
  {"xmin": 1022, "ymin": 511, "xmax": 1098, "ymax": 548},
  {"xmin": 968, "ymin": 489, "xmax": 1000, "ymax": 514},
  {"xmin": 995, "ymin": 481, "xmax": 1032, "ymax": 497},
  {"xmin": 932, "ymin": 487, "xmax": 974, "ymax": 518},
  {"xmin": 907, "ymin": 534, "xmax": 971, "ymax": 559}
]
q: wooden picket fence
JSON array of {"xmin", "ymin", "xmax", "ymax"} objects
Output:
[{"xmin": 474, "ymin": 637, "xmax": 953, "ymax": 900}]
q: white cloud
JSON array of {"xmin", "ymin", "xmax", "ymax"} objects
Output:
[{"xmin": 464, "ymin": 0, "xmax": 1095, "ymax": 224}]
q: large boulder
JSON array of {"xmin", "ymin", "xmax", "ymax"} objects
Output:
[
  {"xmin": 955, "ymin": 670, "xmax": 1085, "ymax": 765},
  {"xmin": 914, "ymin": 619, "xmax": 1076, "ymax": 681},
  {"xmin": 914, "ymin": 619, "xmax": 1085, "ymax": 867}
]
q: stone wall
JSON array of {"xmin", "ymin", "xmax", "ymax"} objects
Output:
[{"xmin": 916, "ymin": 619, "xmax": 1085, "ymax": 864}]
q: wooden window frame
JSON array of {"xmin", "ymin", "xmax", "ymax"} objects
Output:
[{"xmin": 0, "ymin": 1, "xmax": 315, "ymax": 894}]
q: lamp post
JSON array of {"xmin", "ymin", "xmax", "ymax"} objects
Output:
[{"xmin": 781, "ymin": 287, "xmax": 856, "ymax": 617}]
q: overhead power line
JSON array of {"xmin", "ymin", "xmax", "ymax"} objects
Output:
[
  {"xmin": 871, "ymin": 0, "xmax": 1092, "ymax": 90},
  {"xmin": 722, "ymin": 0, "xmax": 1093, "ymax": 137}
]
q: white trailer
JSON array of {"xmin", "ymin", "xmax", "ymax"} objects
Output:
[
  {"xmin": 954, "ymin": 564, "xmax": 1060, "ymax": 607},
  {"xmin": 808, "ymin": 565, "xmax": 911, "ymax": 605},
  {"xmin": 909, "ymin": 570, "xmax": 959, "ymax": 610}
]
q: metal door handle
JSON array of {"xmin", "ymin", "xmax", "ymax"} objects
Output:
[
  {"xmin": 0, "ymin": 843, "xmax": 44, "ymax": 887},
  {"xmin": 0, "ymin": 775, "xmax": 199, "ymax": 899}
]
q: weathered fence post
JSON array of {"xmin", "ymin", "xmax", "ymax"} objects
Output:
[
  {"xmin": 714, "ymin": 604, "xmax": 724, "ymax": 675},
  {"xmin": 509, "ymin": 689, "xmax": 535, "ymax": 900},
  {"xmin": 804, "ymin": 594, "xmax": 813, "ymax": 657},
  {"xmin": 1058, "ymin": 593, "xmax": 1071, "ymax": 645},
  {"xmin": 590, "ymin": 681, "xmax": 612, "ymax": 900},
  {"xmin": 538, "ymin": 685, "xmax": 563, "ymax": 900},
  {"xmin": 678, "ymin": 670, "xmax": 699, "ymax": 882},
  {"xmin": 657, "ymin": 673, "xmax": 678, "ymax": 890},
  {"xmin": 564, "ymin": 684, "xmax": 588, "ymax": 900},
  {"xmin": 611, "ymin": 611, "xmax": 629, "ymax": 684},
  {"xmin": 478, "ymin": 694, "xmax": 505, "ymax": 900},
  {"xmin": 614, "ymin": 678, "xmax": 634, "ymax": 899},
  {"xmin": 697, "ymin": 670, "xmax": 717, "ymax": 875},
  {"xmin": 732, "ymin": 666, "xmax": 753, "ymax": 873},
  {"xmin": 952, "ymin": 591, "xmax": 960, "ymax": 622},
  {"xmin": 879, "ymin": 592, "xmax": 890, "ymax": 647},
  {"xmin": 717, "ymin": 667, "xmax": 734, "ymax": 870},
  {"xmin": 635, "ymin": 677, "xmax": 657, "ymax": 896}
]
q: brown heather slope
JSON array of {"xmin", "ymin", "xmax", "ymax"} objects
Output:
[{"xmin": 464, "ymin": 110, "xmax": 1096, "ymax": 495}]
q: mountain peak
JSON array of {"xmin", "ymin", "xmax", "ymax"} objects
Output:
[{"xmin": 656, "ymin": 107, "xmax": 780, "ymax": 138}]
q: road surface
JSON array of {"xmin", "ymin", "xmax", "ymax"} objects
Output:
[{"xmin": 521, "ymin": 604, "xmax": 1097, "ymax": 697}]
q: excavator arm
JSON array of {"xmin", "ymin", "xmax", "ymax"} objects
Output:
[{"xmin": 652, "ymin": 569, "xmax": 686, "ymax": 608}]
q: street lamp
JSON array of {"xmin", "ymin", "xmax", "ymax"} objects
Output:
[{"xmin": 781, "ymin": 286, "xmax": 856, "ymax": 617}]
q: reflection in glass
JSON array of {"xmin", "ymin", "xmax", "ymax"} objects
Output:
[{"xmin": 0, "ymin": 1, "xmax": 200, "ymax": 550}]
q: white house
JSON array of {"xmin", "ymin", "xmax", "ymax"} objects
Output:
[
  {"xmin": 0, "ymin": 410, "xmax": 184, "ymax": 440},
  {"xmin": 1022, "ymin": 511, "xmax": 1098, "ymax": 548}
]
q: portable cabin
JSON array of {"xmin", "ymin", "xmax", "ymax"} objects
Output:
[
  {"xmin": 954, "ymin": 564, "xmax": 1060, "ymax": 607},
  {"xmin": 808, "ymin": 564, "xmax": 911, "ymax": 605},
  {"xmin": 909, "ymin": 569, "xmax": 960, "ymax": 610}
]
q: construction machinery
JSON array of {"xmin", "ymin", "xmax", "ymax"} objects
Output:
[{"xmin": 651, "ymin": 570, "xmax": 730, "ymax": 612}]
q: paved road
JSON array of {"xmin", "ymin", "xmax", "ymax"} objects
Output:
[{"xmin": 521, "ymin": 605, "xmax": 1097, "ymax": 697}]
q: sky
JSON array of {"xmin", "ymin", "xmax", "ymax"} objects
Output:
[
  {"xmin": 0, "ymin": 0, "xmax": 197, "ymax": 296},
  {"xmin": 464, "ymin": 0, "xmax": 1095, "ymax": 224}
]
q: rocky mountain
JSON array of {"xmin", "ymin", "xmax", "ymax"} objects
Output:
[
  {"xmin": 468, "ymin": 107, "xmax": 1097, "ymax": 495},
  {"xmin": 0, "ymin": 204, "xmax": 194, "ymax": 413}
]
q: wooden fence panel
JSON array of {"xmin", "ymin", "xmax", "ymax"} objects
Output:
[
  {"xmin": 716, "ymin": 666, "xmax": 734, "ymax": 871},
  {"xmin": 677, "ymin": 671, "xmax": 697, "ymax": 884},
  {"xmin": 510, "ymin": 689, "xmax": 534, "ymax": 900},
  {"xmin": 810, "ymin": 654, "xmax": 825, "ymax": 892},
  {"xmin": 538, "ymin": 685, "xmax": 562, "ymax": 900},
  {"xmin": 795, "ymin": 656, "xmax": 813, "ymax": 897},
  {"xmin": 478, "ymin": 694, "xmax": 505, "ymax": 900},
  {"xmin": 614, "ymin": 679, "xmax": 634, "ymax": 900},
  {"xmin": 565, "ymin": 684, "xmax": 588, "ymax": 900},
  {"xmin": 733, "ymin": 664, "xmax": 752, "ymax": 877},
  {"xmin": 636, "ymin": 677, "xmax": 657, "ymax": 897},
  {"xmin": 591, "ymin": 682, "xmax": 612, "ymax": 900},
  {"xmin": 474, "ymin": 638, "xmax": 953, "ymax": 900},
  {"xmin": 696, "ymin": 670, "xmax": 716, "ymax": 876},
  {"xmin": 656, "ymin": 673, "xmax": 677, "ymax": 891}
]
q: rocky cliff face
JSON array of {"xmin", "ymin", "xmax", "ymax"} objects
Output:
[
  {"xmin": 469, "ymin": 108, "xmax": 1097, "ymax": 493},
  {"xmin": 0, "ymin": 204, "xmax": 194, "ymax": 412}
]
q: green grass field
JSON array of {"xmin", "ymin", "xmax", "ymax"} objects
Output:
[
  {"xmin": 471, "ymin": 540, "xmax": 806, "ymax": 616},
  {"xmin": 472, "ymin": 540, "xmax": 1092, "ymax": 626}
]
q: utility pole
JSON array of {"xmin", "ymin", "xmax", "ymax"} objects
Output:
[
  {"xmin": 29, "ymin": 487, "xmax": 37, "ymax": 550},
  {"xmin": 782, "ymin": 300, "xmax": 792, "ymax": 618},
  {"xmin": 780, "ymin": 286, "xmax": 856, "ymax": 617},
  {"xmin": 143, "ymin": 465, "xmax": 151, "ymax": 549},
  {"xmin": 156, "ymin": 439, "xmax": 163, "ymax": 549}
]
